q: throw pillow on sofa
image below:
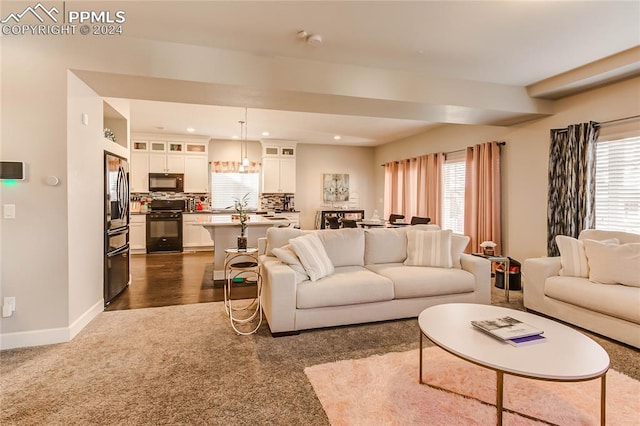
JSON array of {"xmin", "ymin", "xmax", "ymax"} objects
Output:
[
  {"xmin": 289, "ymin": 233, "xmax": 335, "ymax": 281},
  {"xmin": 556, "ymin": 235, "xmax": 590, "ymax": 277},
  {"xmin": 272, "ymin": 244, "xmax": 310, "ymax": 283},
  {"xmin": 266, "ymin": 227, "xmax": 303, "ymax": 256},
  {"xmin": 451, "ymin": 233, "xmax": 471, "ymax": 269},
  {"xmin": 556, "ymin": 235, "xmax": 620, "ymax": 277},
  {"xmin": 404, "ymin": 229, "xmax": 453, "ymax": 268},
  {"xmin": 583, "ymin": 240, "xmax": 640, "ymax": 287}
]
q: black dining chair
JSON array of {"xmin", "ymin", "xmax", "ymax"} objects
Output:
[
  {"xmin": 340, "ymin": 219, "xmax": 358, "ymax": 228},
  {"xmin": 388, "ymin": 214, "xmax": 405, "ymax": 224},
  {"xmin": 326, "ymin": 216, "xmax": 341, "ymax": 229},
  {"xmin": 410, "ymin": 216, "xmax": 431, "ymax": 225}
]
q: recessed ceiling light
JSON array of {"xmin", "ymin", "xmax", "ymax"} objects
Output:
[
  {"xmin": 155, "ymin": 126, "xmax": 165, "ymax": 130},
  {"xmin": 232, "ymin": 135, "xmax": 239, "ymax": 139},
  {"xmin": 186, "ymin": 127, "xmax": 195, "ymax": 132},
  {"xmin": 334, "ymin": 135, "xmax": 341, "ymax": 140},
  {"xmin": 262, "ymin": 131, "xmax": 270, "ymax": 137}
]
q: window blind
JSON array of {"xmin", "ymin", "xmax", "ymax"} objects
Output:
[
  {"xmin": 442, "ymin": 151, "xmax": 466, "ymax": 234},
  {"xmin": 210, "ymin": 172, "xmax": 260, "ymax": 210},
  {"xmin": 595, "ymin": 136, "xmax": 640, "ymax": 233}
]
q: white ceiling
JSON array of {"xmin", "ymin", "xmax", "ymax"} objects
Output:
[{"xmin": 109, "ymin": 1, "xmax": 640, "ymax": 146}]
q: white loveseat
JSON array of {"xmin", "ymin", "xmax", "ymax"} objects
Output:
[
  {"xmin": 523, "ymin": 229, "xmax": 640, "ymax": 348},
  {"xmin": 258, "ymin": 226, "xmax": 491, "ymax": 335}
]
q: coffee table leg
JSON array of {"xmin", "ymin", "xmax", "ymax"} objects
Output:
[
  {"xmin": 419, "ymin": 330, "xmax": 423, "ymax": 384},
  {"xmin": 496, "ymin": 371, "xmax": 504, "ymax": 426},
  {"xmin": 601, "ymin": 373, "xmax": 606, "ymax": 425}
]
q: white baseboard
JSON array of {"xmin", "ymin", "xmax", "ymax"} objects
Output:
[{"xmin": 0, "ymin": 299, "xmax": 104, "ymax": 350}]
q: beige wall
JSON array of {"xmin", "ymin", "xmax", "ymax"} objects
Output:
[
  {"xmin": 375, "ymin": 77, "xmax": 640, "ymax": 263},
  {"xmin": 296, "ymin": 144, "xmax": 376, "ymax": 229}
]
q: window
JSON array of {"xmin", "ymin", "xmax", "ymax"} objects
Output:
[
  {"xmin": 442, "ymin": 151, "xmax": 466, "ymax": 234},
  {"xmin": 595, "ymin": 136, "xmax": 640, "ymax": 233},
  {"xmin": 210, "ymin": 172, "xmax": 260, "ymax": 210}
]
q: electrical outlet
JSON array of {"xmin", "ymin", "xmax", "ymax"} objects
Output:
[
  {"xmin": 3, "ymin": 204, "xmax": 16, "ymax": 219},
  {"xmin": 2, "ymin": 297, "xmax": 16, "ymax": 317}
]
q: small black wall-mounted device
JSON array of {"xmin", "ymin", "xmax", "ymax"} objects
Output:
[{"xmin": 0, "ymin": 162, "xmax": 25, "ymax": 180}]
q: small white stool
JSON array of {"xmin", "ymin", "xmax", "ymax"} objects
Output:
[{"xmin": 223, "ymin": 248, "xmax": 262, "ymax": 335}]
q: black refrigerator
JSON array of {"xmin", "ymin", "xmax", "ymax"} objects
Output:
[{"xmin": 104, "ymin": 152, "xmax": 130, "ymax": 306}]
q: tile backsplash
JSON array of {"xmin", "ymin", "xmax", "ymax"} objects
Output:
[{"xmin": 260, "ymin": 193, "xmax": 295, "ymax": 211}]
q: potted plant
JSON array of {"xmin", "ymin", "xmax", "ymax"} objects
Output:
[{"xmin": 231, "ymin": 193, "xmax": 250, "ymax": 250}]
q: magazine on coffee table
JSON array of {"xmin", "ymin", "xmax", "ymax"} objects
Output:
[
  {"xmin": 506, "ymin": 334, "xmax": 547, "ymax": 347},
  {"xmin": 471, "ymin": 316, "xmax": 543, "ymax": 341}
]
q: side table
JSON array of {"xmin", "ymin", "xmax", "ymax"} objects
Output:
[
  {"xmin": 223, "ymin": 248, "xmax": 263, "ymax": 335},
  {"xmin": 472, "ymin": 253, "xmax": 511, "ymax": 302}
]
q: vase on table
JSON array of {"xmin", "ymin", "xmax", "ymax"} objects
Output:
[{"xmin": 237, "ymin": 235, "xmax": 248, "ymax": 250}]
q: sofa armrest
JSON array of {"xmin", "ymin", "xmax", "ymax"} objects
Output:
[
  {"xmin": 460, "ymin": 253, "xmax": 491, "ymax": 304},
  {"xmin": 258, "ymin": 237, "xmax": 267, "ymax": 256},
  {"xmin": 522, "ymin": 257, "xmax": 561, "ymax": 309},
  {"xmin": 260, "ymin": 257, "xmax": 298, "ymax": 333}
]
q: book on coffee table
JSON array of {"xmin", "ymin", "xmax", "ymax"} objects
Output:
[
  {"xmin": 471, "ymin": 316, "xmax": 543, "ymax": 341},
  {"xmin": 506, "ymin": 334, "xmax": 547, "ymax": 347}
]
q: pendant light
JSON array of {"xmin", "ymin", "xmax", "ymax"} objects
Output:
[
  {"xmin": 242, "ymin": 107, "xmax": 250, "ymax": 167},
  {"xmin": 238, "ymin": 119, "xmax": 245, "ymax": 172}
]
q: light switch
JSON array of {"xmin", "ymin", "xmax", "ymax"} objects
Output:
[
  {"xmin": 81, "ymin": 113, "xmax": 89, "ymax": 126},
  {"xmin": 3, "ymin": 204, "xmax": 16, "ymax": 219}
]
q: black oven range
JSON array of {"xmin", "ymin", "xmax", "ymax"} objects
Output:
[{"xmin": 146, "ymin": 199, "xmax": 184, "ymax": 253}]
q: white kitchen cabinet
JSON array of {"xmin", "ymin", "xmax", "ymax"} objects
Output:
[
  {"xmin": 130, "ymin": 152, "xmax": 149, "ymax": 192},
  {"xmin": 130, "ymin": 214, "xmax": 147, "ymax": 253},
  {"xmin": 149, "ymin": 153, "xmax": 185, "ymax": 173},
  {"xmin": 184, "ymin": 156, "xmax": 209, "ymax": 193},
  {"xmin": 185, "ymin": 142, "xmax": 208, "ymax": 154},
  {"xmin": 278, "ymin": 158, "xmax": 296, "ymax": 193},
  {"xmin": 261, "ymin": 141, "xmax": 296, "ymax": 193},
  {"xmin": 149, "ymin": 141, "xmax": 167, "ymax": 152},
  {"xmin": 183, "ymin": 214, "xmax": 214, "ymax": 249},
  {"xmin": 132, "ymin": 140, "xmax": 149, "ymax": 151},
  {"xmin": 262, "ymin": 157, "xmax": 295, "ymax": 193}
]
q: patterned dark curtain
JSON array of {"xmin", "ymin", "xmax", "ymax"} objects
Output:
[{"xmin": 547, "ymin": 122, "xmax": 599, "ymax": 256}]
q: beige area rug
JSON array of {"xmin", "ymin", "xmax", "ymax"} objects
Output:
[{"xmin": 305, "ymin": 347, "xmax": 640, "ymax": 425}]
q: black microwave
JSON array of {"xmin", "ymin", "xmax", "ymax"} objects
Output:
[{"xmin": 149, "ymin": 173, "xmax": 184, "ymax": 192}]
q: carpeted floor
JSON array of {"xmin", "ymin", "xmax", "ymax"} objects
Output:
[
  {"xmin": 306, "ymin": 346, "xmax": 640, "ymax": 425},
  {"xmin": 1, "ymin": 287, "xmax": 638, "ymax": 425}
]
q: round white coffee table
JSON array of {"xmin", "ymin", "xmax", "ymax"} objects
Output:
[{"xmin": 418, "ymin": 303, "xmax": 610, "ymax": 425}]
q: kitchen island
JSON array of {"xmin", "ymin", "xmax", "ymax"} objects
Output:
[{"xmin": 199, "ymin": 215, "xmax": 291, "ymax": 280}]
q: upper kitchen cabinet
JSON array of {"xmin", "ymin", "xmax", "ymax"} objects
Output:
[
  {"xmin": 184, "ymin": 156, "xmax": 209, "ymax": 193},
  {"xmin": 149, "ymin": 153, "xmax": 185, "ymax": 173},
  {"xmin": 130, "ymin": 135, "xmax": 209, "ymax": 192},
  {"xmin": 261, "ymin": 140, "xmax": 296, "ymax": 193},
  {"xmin": 149, "ymin": 149, "xmax": 185, "ymax": 173},
  {"xmin": 132, "ymin": 140, "xmax": 149, "ymax": 151},
  {"xmin": 185, "ymin": 142, "xmax": 208, "ymax": 154},
  {"xmin": 130, "ymin": 151, "xmax": 149, "ymax": 192}
]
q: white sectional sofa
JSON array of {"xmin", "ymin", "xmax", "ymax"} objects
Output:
[
  {"xmin": 258, "ymin": 226, "xmax": 491, "ymax": 335},
  {"xmin": 523, "ymin": 229, "xmax": 640, "ymax": 348}
]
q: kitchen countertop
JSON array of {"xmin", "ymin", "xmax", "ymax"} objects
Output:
[
  {"xmin": 197, "ymin": 214, "xmax": 292, "ymax": 227},
  {"xmin": 132, "ymin": 210, "xmax": 300, "ymax": 215}
]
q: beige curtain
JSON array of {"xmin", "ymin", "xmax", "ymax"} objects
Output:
[
  {"xmin": 211, "ymin": 161, "xmax": 261, "ymax": 173},
  {"xmin": 464, "ymin": 142, "xmax": 502, "ymax": 254},
  {"xmin": 384, "ymin": 153, "xmax": 443, "ymax": 223}
]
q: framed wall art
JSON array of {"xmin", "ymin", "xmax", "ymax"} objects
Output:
[{"xmin": 323, "ymin": 173, "xmax": 349, "ymax": 202}]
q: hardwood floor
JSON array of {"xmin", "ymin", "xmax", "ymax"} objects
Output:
[
  {"xmin": 105, "ymin": 251, "xmax": 257, "ymax": 311},
  {"xmin": 107, "ymin": 251, "xmax": 525, "ymax": 312}
]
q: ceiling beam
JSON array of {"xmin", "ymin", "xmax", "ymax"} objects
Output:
[{"xmin": 527, "ymin": 46, "xmax": 640, "ymax": 100}]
